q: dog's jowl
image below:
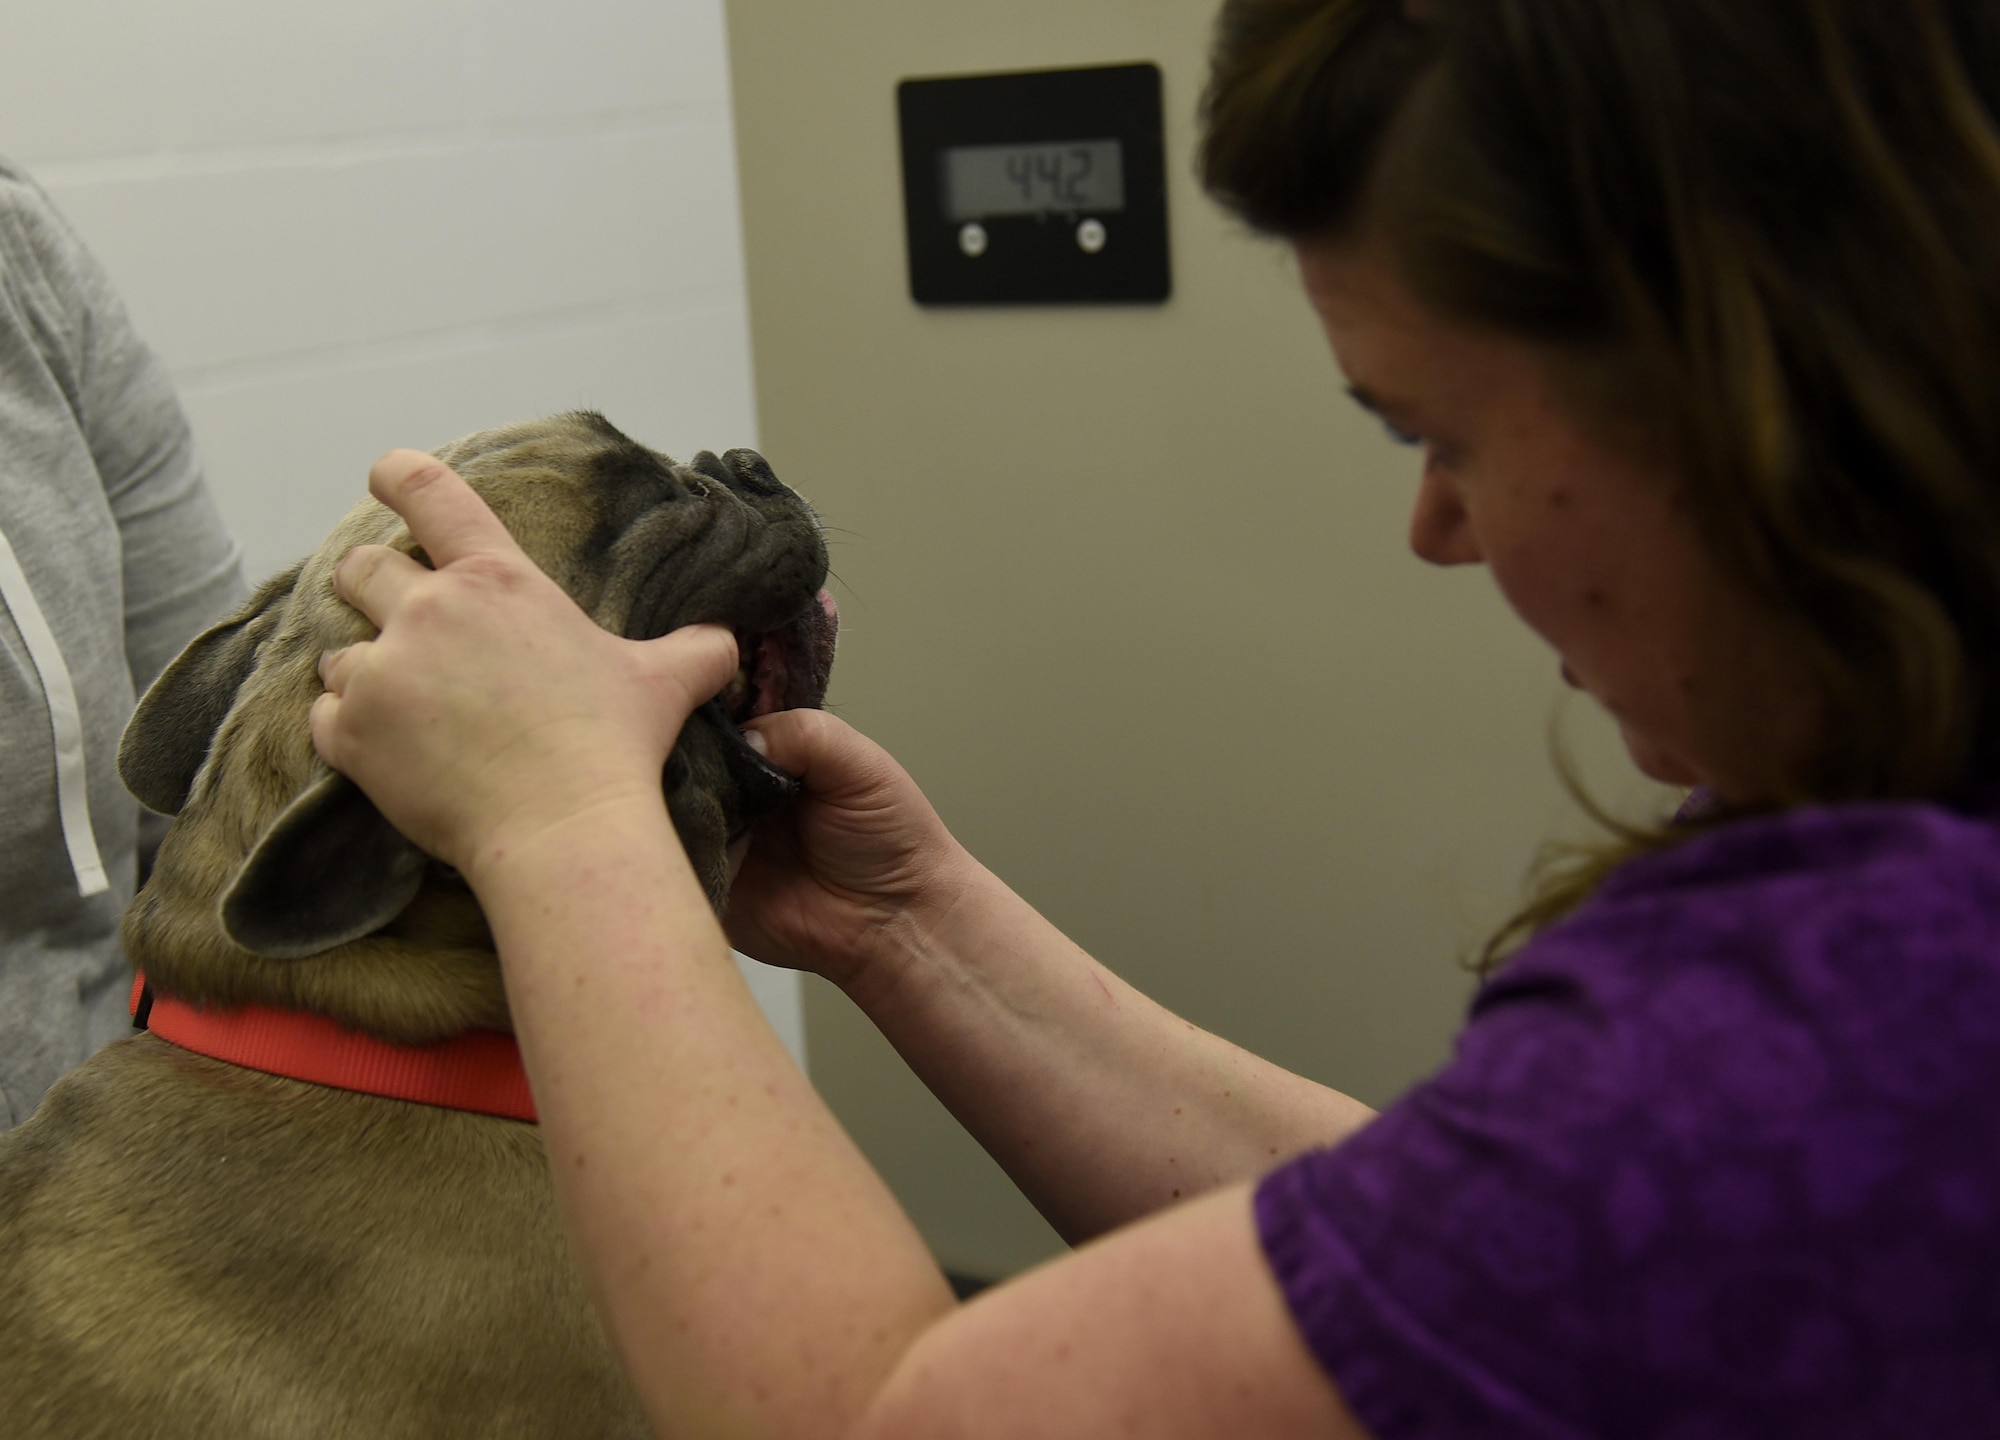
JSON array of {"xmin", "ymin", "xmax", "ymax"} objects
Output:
[{"xmin": 0, "ymin": 413, "xmax": 835, "ymax": 1439}]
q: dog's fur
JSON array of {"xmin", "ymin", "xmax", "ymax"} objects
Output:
[{"xmin": 0, "ymin": 413, "xmax": 833, "ymax": 1438}]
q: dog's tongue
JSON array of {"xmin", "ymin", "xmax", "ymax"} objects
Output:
[
  {"xmin": 707, "ymin": 589, "xmax": 835, "ymax": 839},
  {"xmin": 747, "ymin": 588, "xmax": 838, "ymax": 718}
]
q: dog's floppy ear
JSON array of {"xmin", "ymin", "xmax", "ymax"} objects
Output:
[
  {"xmin": 119, "ymin": 564, "xmax": 304, "ymax": 816},
  {"xmin": 220, "ymin": 769, "xmax": 428, "ymax": 959}
]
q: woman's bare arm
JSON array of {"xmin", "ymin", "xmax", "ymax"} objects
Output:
[
  {"xmin": 726, "ymin": 709, "xmax": 1374, "ymax": 1243},
  {"xmin": 832, "ymin": 838, "xmax": 1375, "ymax": 1242}
]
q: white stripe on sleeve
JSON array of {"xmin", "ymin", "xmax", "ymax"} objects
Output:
[{"xmin": 0, "ymin": 522, "xmax": 109, "ymax": 897}]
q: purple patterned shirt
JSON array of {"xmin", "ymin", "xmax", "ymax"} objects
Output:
[{"xmin": 1257, "ymin": 801, "xmax": 2000, "ymax": 1439}]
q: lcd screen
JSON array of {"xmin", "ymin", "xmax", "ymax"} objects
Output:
[{"xmin": 941, "ymin": 139, "xmax": 1126, "ymax": 220}]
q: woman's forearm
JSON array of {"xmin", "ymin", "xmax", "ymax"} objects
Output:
[
  {"xmin": 470, "ymin": 798, "xmax": 955, "ymax": 1438},
  {"xmin": 842, "ymin": 861, "xmax": 1377, "ymax": 1244}
]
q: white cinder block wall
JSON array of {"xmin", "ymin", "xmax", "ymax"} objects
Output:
[{"xmin": 0, "ymin": 0, "xmax": 805, "ymax": 1064}]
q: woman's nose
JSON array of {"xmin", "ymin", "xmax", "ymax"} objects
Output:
[{"xmin": 1408, "ymin": 466, "xmax": 1482, "ymax": 567}]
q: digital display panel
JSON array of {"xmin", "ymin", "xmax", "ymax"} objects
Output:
[
  {"xmin": 899, "ymin": 63, "xmax": 1167, "ymax": 303},
  {"xmin": 942, "ymin": 139, "xmax": 1125, "ymax": 220}
]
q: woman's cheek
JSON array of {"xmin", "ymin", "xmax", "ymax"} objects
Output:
[
  {"xmin": 1481, "ymin": 546, "xmax": 1575, "ymax": 656},
  {"xmin": 1617, "ymin": 718, "xmax": 1703, "ymax": 786}
]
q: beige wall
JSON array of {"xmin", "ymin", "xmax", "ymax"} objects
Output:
[{"xmin": 726, "ymin": 0, "xmax": 1664, "ymax": 1277}]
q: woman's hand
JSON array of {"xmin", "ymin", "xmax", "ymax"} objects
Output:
[
  {"xmin": 310, "ymin": 450, "xmax": 738, "ymax": 877},
  {"xmin": 724, "ymin": 710, "xmax": 985, "ymax": 994}
]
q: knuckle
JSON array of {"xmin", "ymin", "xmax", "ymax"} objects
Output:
[
  {"xmin": 399, "ymin": 461, "xmax": 453, "ymax": 493},
  {"xmin": 368, "ymin": 450, "xmax": 452, "ymax": 498},
  {"xmin": 791, "ymin": 707, "xmax": 837, "ymax": 740},
  {"xmin": 469, "ymin": 552, "xmax": 527, "ymax": 589},
  {"xmin": 400, "ymin": 585, "xmax": 450, "ymax": 624}
]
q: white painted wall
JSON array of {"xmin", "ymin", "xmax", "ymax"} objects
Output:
[{"xmin": 0, "ymin": 0, "xmax": 804, "ymax": 1065}]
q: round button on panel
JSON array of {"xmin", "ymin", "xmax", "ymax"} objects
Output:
[
  {"xmin": 1076, "ymin": 218, "xmax": 1107, "ymax": 254},
  {"xmin": 958, "ymin": 222, "xmax": 989, "ymax": 258}
]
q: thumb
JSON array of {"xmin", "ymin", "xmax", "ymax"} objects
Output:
[
  {"xmin": 639, "ymin": 623, "xmax": 740, "ymax": 723},
  {"xmin": 740, "ymin": 710, "xmax": 900, "ymax": 801}
]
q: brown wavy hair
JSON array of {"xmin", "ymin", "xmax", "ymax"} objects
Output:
[{"xmin": 1199, "ymin": 0, "xmax": 2000, "ymax": 968}]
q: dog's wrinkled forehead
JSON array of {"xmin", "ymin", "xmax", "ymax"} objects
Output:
[{"xmin": 301, "ymin": 411, "xmax": 819, "ymax": 642}]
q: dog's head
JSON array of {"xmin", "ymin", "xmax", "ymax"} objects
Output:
[{"xmin": 119, "ymin": 412, "xmax": 835, "ymax": 1042}]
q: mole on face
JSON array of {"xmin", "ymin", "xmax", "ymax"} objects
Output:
[
  {"xmin": 1582, "ymin": 587, "xmax": 1610, "ymax": 612},
  {"xmin": 1548, "ymin": 488, "xmax": 1573, "ymax": 510}
]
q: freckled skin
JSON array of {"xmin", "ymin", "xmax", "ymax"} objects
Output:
[{"xmin": 1296, "ymin": 237, "xmax": 1813, "ymax": 800}]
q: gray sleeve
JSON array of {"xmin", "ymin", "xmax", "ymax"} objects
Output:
[{"xmin": 0, "ymin": 164, "xmax": 247, "ymax": 698}]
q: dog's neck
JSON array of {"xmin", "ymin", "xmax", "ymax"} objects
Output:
[{"xmin": 130, "ymin": 973, "xmax": 537, "ymax": 1122}]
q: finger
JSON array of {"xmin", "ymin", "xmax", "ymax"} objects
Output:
[
  {"xmin": 367, "ymin": 450, "xmax": 523, "ymax": 569},
  {"xmin": 744, "ymin": 714, "xmax": 939, "ymax": 846},
  {"xmin": 641, "ymin": 623, "xmax": 740, "ymax": 718},
  {"xmin": 332, "ymin": 544, "xmax": 432, "ymax": 627},
  {"xmin": 738, "ymin": 710, "xmax": 888, "ymax": 796},
  {"xmin": 308, "ymin": 688, "xmax": 344, "ymax": 770},
  {"xmin": 317, "ymin": 643, "xmax": 366, "ymax": 694},
  {"xmin": 732, "ymin": 708, "xmax": 924, "ymax": 832}
]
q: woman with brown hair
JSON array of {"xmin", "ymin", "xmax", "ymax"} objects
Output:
[{"xmin": 310, "ymin": 0, "xmax": 2000, "ymax": 1434}]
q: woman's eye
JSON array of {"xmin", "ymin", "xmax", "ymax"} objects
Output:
[{"xmin": 1381, "ymin": 421, "xmax": 1423, "ymax": 448}]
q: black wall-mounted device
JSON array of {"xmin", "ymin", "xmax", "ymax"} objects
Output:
[{"xmin": 897, "ymin": 63, "xmax": 1170, "ymax": 306}]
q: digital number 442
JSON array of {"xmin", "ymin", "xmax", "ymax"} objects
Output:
[{"xmin": 1005, "ymin": 147, "xmax": 1095, "ymax": 206}]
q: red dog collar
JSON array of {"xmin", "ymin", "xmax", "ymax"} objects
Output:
[{"xmin": 130, "ymin": 972, "xmax": 537, "ymax": 1123}]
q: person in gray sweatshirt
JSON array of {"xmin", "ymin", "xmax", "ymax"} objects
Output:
[{"xmin": 0, "ymin": 159, "xmax": 245, "ymax": 1127}]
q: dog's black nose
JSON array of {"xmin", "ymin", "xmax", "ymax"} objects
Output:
[
  {"xmin": 681, "ymin": 449, "xmax": 791, "ymax": 502},
  {"xmin": 686, "ymin": 451, "xmax": 736, "ymax": 493},
  {"xmin": 721, "ymin": 448, "xmax": 790, "ymax": 499}
]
